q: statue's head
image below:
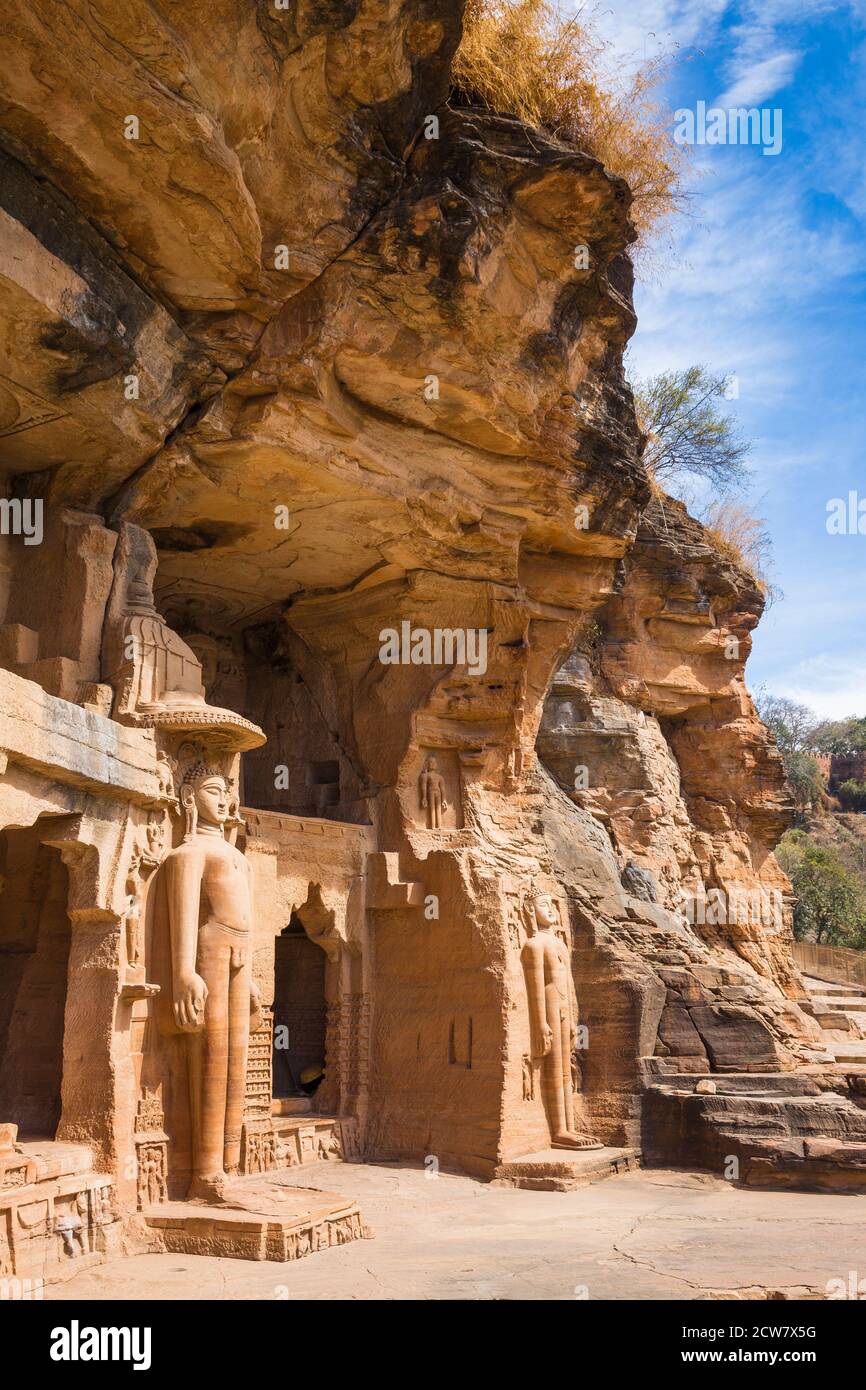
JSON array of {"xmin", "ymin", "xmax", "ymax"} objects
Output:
[
  {"xmin": 180, "ymin": 762, "xmax": 229, "ymax": 837},
  {"xmin": 424, "ymin": 755, "xmax": 438, "ymax": 772},
  {"xmin": 522, "ymin": 885, "xmax": 559, "ymax": 934}
]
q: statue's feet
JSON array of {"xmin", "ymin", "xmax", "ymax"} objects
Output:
[
  {"xmin": 187, "ymin": 1172, "xmax": 233, "ymax": 1204},
  {"xmin": 552, "ymin": 1131, "xmax": 604, "ymax": 1151}
]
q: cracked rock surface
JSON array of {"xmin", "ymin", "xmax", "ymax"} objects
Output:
[{"xmin": 47, "ymin": 1162, "xmax": 856, "ymax": 1301}]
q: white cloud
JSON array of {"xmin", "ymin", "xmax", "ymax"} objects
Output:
[
  {"xmin": 716, "ymin": 50, "xmax": 801, "ymax": 107},
  {"xmin": 626, "ymin": 156, "xmax": 861, "ymax": 405},
  {"xmin": 582, "ymin": 0, "xmax": 730, "ymax": 77},
  {"xmin": 767, "ymin": 653, "xmax": 866, "ymax": 718}
]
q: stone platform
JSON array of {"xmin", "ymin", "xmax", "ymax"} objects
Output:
[
  {"xmin": 493, "ymin": 1145, "xmax": 641, "ymax": 1191},
  {"xmin": 0, "ymin": 1137, "xmax": 122, "ymax": 1289},
  {"xmin": 143, "ymin": 1177, "xmax": 365, "ymax": 1262}
]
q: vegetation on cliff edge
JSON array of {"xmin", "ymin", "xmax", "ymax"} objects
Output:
[{"xmin": 453, "ymin": 0, "xmax": 687, "ymax": 241}]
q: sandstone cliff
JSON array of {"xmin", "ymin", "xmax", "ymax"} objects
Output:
[{"xmin": 2, "ymin": 1, "xmax": 863, "ymax": 1197}]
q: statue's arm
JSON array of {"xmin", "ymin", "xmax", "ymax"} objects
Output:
[
  {"xmin": 522, "ymin": 942, "xmax": 551, "ymax": 1057},
  {"xmin": 565, "ymin": 939, "xmax": 579, "ymax": 1042},
  {"xmin": 165, "ymin": 850, "xmax": 207, "ymax": 1031}
]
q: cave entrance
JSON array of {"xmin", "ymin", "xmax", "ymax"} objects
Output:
[
  {"xmin": 272, "ymin": 915, "xmax": 328, "ymax": 1105},
  {"xmin": 0, "ymin": 825, "xmax": 71, "ymax": 1138}
]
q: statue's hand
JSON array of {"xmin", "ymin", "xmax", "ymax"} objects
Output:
[
  {"xmin": 174, "ymin": 972, "xmax": 208, "ymax": 1032},
  {"xmin": 249, "ymin": 978, "xmax": 263, "ymax": 1033}
]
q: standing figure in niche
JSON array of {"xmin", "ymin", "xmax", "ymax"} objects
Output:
[
  {"xmin": 155, "ymin": 761, "xmax": 260, "ymax": 1200},
  {"xmin": 419, "ymin": 755, "xmax": 448, "ymax": 829},
  {"xmin": 521, "ymin": 888, "xmax": 601, "ymax": 1151},
  {"xmin": 124, "ymin": 852, "xmax": 142, "ymax": 969}
]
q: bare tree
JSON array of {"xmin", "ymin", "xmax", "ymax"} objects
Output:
[
  {"xmin": 634, "ymin": 365, "xmax": 751, "ymax": 490},
  {"xmin": 755, "ymin": 692, "xmax": 818, "ymax": 754}
]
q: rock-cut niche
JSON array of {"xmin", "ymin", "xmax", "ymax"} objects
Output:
[{"xmin": 0, "ymin": 824, "xmax": 71, "ymax": 1138}]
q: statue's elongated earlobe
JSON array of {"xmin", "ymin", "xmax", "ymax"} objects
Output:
[{"xmin": 181, "ymin": 786, "xmax": 198, "ymax": 842}]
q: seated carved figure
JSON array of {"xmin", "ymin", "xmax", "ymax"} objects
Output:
[
  {"xmin": 521, "ymin": 888, "xmax": 602, "ymax": 1151},
  {"xmin": 103, "ymin": 521, "xmax": 262, "ymax": 748}
]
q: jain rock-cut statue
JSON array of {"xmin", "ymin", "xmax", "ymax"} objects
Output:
[
  {"xmin": 157, "ymin": 761, "xmax": 260, "ymax": 1200},
  {"xmin": 521, "ymin": 888, "xmax": 601, "ymax": 1151}
]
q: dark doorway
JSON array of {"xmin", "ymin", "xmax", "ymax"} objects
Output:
[
  {"xmin": 0, "ymin": 828, "xmax": 71, "ymax": 1137},
  {"xmin": 272, "ymin": 915, "xmax": 327, "ymax": 1100}
]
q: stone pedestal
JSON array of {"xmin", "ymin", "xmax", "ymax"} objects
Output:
[{"xmin": 143, "ymin": 1180, "xmax": 365, "ymax": 1261}]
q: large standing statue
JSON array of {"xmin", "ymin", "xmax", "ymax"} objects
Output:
[
  {"xmin": 521, "ymin": 888, "xmax": 601, "ymax": 1151},
  {"xmin": 157, "ymin": 759, "xmax": 259, "ymax": 1200}
]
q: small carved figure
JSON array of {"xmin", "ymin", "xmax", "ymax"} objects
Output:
[
  {"xmin": 55, "ymin": 1209, "xmax": 86, "ymax": 1258},
  {"xmin": 419, "ymin": 755, "xmax": 448, "ymax": 829},
  {"xmin": 156, "ymin": 752, "xmax": 176, "ymax": 800},
  {"xmin": 141, "ymin": 1150, "xmax": 167, "ymax": 1207},
  {"xmin": 93, "ymin": 1184, "xmax": 117, "ymax": 1224},
  {"xmin": 571, "ymin": 1049, "xmax": 583, "ymax": 1096},
  {"xmin": 145, "ymin": 816, "xmax": 165, "ymax": 862},
  {"xmin": 124, "ymin": 852, "xmax": 142, "ymax": 968},
  {"xmin": 317, "ymin": 1130, "xmax": 340, "ymax": 1161}
]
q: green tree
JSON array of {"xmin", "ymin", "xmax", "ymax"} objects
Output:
[
  {"xmin": 812, "ymin": 716, "xmax": 866, "ymax": 754},
  {"xmin": 837, "ymin": 779, "xmax": 866, "ymax": 813},
  {"xmin": 634, "ymin": 365, "xmax": 751, "ymax": 491},
  {"xmin": 777, "ymin": 835, "xmax": 866, "ymax": 946}
]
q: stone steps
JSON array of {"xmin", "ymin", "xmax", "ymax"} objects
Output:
[
  {"xmin": 270, "ymin": 1114, "xmax": 361, "ymax": 1168},
  {"xmin": 493, "ymin": 1146, "xmax": 641, "ymax": 1191},
  {"xmin": 802, "ymin": 977, "xmax": 864, "ymax": 997},
  {"xmin": 810, "ymin": 996, "xmax": 866, "ymax": 1012},
  {"xmin": 645, "ymin": 1071, "xmax": 866, "ymax": 1192},
  {"xmin": 827, "ymin": 1041, "xmax": 866, "ymax": 1061},
  {"xmin": 800, "ymin": 976, "xmax": 866, "ymax": 1050}
]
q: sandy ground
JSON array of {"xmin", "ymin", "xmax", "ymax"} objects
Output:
[{"xmin": 45, "ymin": 1162, "xmax": 864, "ymax": 1302}]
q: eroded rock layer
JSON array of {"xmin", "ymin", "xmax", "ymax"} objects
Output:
[{"xmin": 0, "ymin": 3, "xmax": 861, "ymax": 1279}]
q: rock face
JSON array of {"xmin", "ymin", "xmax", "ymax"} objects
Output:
[
  {"xmin": 536, "ymin": 499, "xmax": 828, "ymax": 1125},
  {"xmin": 0, "ymin": 0, "xmax": 861, "ymax": 1286}
]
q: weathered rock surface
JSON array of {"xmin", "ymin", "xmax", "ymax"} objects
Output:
[{"xmin": 0, "ymin": 1, "xmax": 857, "ymax": 1271}]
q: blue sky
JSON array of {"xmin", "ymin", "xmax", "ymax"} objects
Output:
[{"xmin": 586, "ymin": 0, "xmax": 866, "ymax": 718}]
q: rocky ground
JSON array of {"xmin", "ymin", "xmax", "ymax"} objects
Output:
[{"xmin": 47, "ymin": 1161, "xmax": 862, "ymax": 1301}]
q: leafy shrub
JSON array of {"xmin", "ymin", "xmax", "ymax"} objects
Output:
[
  {"xmin": 777, "ymin": 833, "xmax": 866, "ymax": 947},
  {"xmin": 837, "ymin": 780, "xmax": 866, "ymax": 813}
]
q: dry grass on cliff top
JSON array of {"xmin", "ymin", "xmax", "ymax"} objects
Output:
[
  {"xmin": 702, "ymin": 497, "xmax": 776, "ymax": 598},
  {"xmin": 453, "ymin": 0, "xmax": 688, "ymax": 242}
]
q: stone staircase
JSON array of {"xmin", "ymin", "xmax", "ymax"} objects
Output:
[
  {"xmin": 270, "ymin": 1109, "xmax": 361, "ymax": 1167},
  {"xmin": 641, "ymin": 967, "xmax": 866, "ymax": 1191},
  {"xmin": 644, "ymin": 1071, "xmax": 866, "ymax": 1192},
  {"xmin": 493, "ymin": 1145, "xmax": 641, "ymax": 1191},
  {"xmin": 800, "ymin": 975, "xmax": 866, "ymax": 1062}
]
